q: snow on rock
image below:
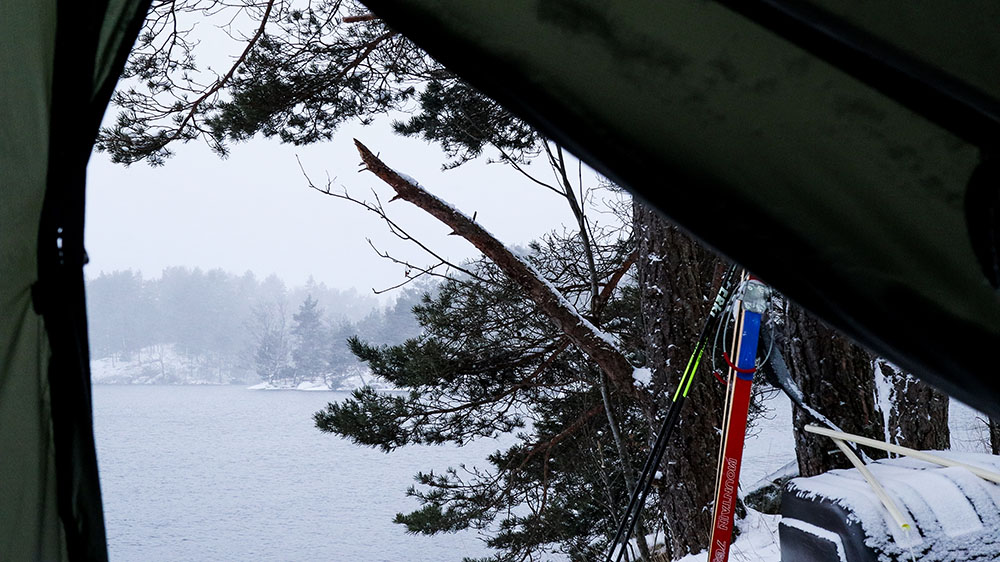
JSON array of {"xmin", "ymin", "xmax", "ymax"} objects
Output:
[
  {"xmin": 296, "ymin": 380, "xmax": 333, "ymax": 391},
  {"xmin": 746, "ymin": 459, "xmax": 799, "ymax": 495},
  {"xmin": 334, "ymin": 365, "xmax": 396, "ymax": 391}
]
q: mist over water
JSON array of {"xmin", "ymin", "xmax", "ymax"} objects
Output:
[{"xmin": 93, "ymin": 386, "xmax": 503, "ymax": 561}]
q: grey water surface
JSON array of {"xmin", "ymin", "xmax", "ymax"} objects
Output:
[{"xmin": 93, "ymin": 385, "xmax": 501, "ymax": 562}]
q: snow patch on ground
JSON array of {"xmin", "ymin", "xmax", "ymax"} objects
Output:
[
  {"xmin": 297, "ymin": 380, "xmax": 334, "ymax": 391},
  {"xmin": 246, "ymin": 380, "xmax": 331, "ymax": 391},
  {"xmin": 949, "ymin": 398, "xmax": 994, "ymax": 453},
  {"xmin": 91, "ymin": 344, "xmax": 254, "ymax": 385},
  {"xmin": 92, "ymin": 347, "xmax": 392, "ymax": 391},
  {"xmin": 632, "ymin": 367, "xmax": 653, "ymax": 387},
  {"xmin": 740, "ymin": 389, "xmax": 796, "ymax": 487},
  {"xmin": 247, "ymin": 368, "xmax": 395, "ymax": 392},
  {"xmin": 673, "ymin": 508, "xmax": 782, "ymax": 562}
]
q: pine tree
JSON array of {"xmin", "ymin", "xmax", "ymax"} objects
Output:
[
  {"xmin": 327, "ymin": 320, "xmax": 360, "ymax": 376},
  {"xmin": 291, "ymin": 295, "xmax": 328, "ymax": 385},
  {"xmin": 316, "ymin": 232, "xmax": 645, "ymax": 561}
]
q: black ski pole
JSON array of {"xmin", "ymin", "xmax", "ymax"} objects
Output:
[{"xmin": 605, "ymin": 264, "xmax": 738, "ymax": 562}]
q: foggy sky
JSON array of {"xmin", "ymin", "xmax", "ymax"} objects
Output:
[{"xmin": 85, "ymin": 119, "xmax": 592, "ymax": 296}]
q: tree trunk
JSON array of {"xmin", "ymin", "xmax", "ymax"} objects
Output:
[
  {"xmin": 634, "ymin": 201, "xmax": 725, "ymax": 559},
  {"xmin": 875, "ymin": 360, "xmax": 950, "ymax": 450},
  {"xmin": 990, "ymin": 417, "xmax": 1000, "ymax": 455},
  {"xmin": 780, "ymin": 303, "xmax": 886, "ymax": 477}
]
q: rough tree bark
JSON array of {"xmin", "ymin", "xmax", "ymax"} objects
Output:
[
  {"xmin": 780, "ymin": 303, "xmax": 887, "ymax": 477},
  {"xmin": 990, "ymin": 417, "xmax": 1000, "ymax": 455},
  {"xmin": 876, "ymin": 360, "xmax": 950, "ymax": 451},
  {"xmin": 634, "ymin": 201, "xmax": 726, "ymax": 559}
]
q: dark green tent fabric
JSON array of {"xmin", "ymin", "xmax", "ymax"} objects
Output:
[
  {"xmin": 809, "ymin": 1, "xmax": 1000, "ymax": 103},
  {"xmin": 360, "ymin": 0, "xmax": 1000, "ymax": 418},
  {"xmin": 0, "ymin": 2, "xmax": 63, "ymax": 559},
  {"xmin": 0, "ymin": 1, "xmax": 149, "ymax": 560}
]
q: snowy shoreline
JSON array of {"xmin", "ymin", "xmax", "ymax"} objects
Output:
[{"xmin": 90, "ymin": 343, "xmax": 393, "ymax": 390}]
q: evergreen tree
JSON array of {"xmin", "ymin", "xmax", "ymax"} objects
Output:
[
  {"xmin": 99, "ymin": 1, "xmax": 541, "ymax": 169},
  {"xmin": 327, "ymin": 320, "xmax": 360, "ymax": 376},
  {"xmin": 316, "ymin": 232, "xmax": 643, "ymax": 561},
  {"xmin": 86, "ymin": 267, "xmax": 396, "ymax": 385},
  {"xmin": 103, "ymin": 7, "xmax": 765, "ymax": 557},
  {"xmin": 86, "ymin": 269, "xmax": 151, "ymax": 361},
  {"xmin": 291, "ymin": 295, "xmax": 328, "ymax": 384}
]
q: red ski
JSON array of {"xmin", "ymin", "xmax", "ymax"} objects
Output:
[{"xmin": 708, "ymin": 278, "xmax": 768, "ymax": 562}]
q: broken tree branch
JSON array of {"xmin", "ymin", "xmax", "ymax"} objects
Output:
[
  {"xmin": 353, "ymin": 139, "xmax": 638, "ymax": 398},
  {"xmin": 297, "ymin": 155, "xmax": 488, "ymax": 286},
  {"xmin": 343, "ymin": 13, "xmax": 377, "ymax": 23}
]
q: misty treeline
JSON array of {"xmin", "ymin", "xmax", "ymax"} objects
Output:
[{"xmin": 86, "ymin": 267, "xmax": 423, "ymax": 385}]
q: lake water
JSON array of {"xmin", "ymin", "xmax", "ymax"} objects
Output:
[
  {"xmin": 93, "ymin": 385, "xmax": 989, "ymax": 561},
  {"xmin": 93, "ymin": 386, "xmax": 504, "ymax": 561},
  {"xmin": 93, "ymin": 386, "xmax": 798, "ymax": 562}
]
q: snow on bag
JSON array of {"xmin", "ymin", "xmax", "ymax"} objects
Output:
[{"xmin": 780, "ymin": 452, "xmax": 1000, "ymax": 562}]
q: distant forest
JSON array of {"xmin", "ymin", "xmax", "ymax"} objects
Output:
[{"xmin": 85, "ymin": 267, "xmax": 424, "ymax": 385}]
